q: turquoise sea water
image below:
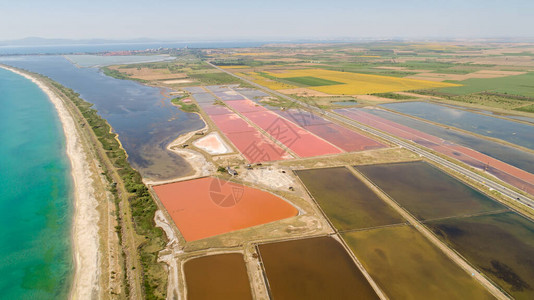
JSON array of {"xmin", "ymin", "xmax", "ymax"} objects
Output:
[{"xmin": 0, "ymin": 68, "xmax": 73, "ymax": 299}]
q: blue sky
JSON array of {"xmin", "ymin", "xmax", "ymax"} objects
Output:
[{"xmin": 1, "ymin": 0, "xmax": 533, "ymax": 40}]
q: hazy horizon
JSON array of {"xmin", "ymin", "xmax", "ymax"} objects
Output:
[{"xmin": 1, "ymin": 0, "xmax": 533, "ymax": 41}]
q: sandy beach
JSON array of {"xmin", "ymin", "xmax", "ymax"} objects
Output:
[{"xmin": 0, "ymin": 66, "xmax": 101, "ymax": 299}]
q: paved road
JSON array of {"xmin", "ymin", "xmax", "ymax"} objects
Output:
[{"xmin": 209, "ymin": 62, "xmax": 534, "ymax": 209}]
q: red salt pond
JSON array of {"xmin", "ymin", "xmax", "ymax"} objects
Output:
[
  {"xmin": 209, "ymin": 113, "xmax": 291, "ymax": 162},
  {"xmin": 210, "ymin": 113, "xmax": 256, "ymax": 133},
  {"xmin": 242, "ymin": 110, "xmax": 342, "ymax": 157},
  {"xmin": 225, "ymin": 99, "xmax": 268, "ymax": 113},
  {"xmin": 303, "ymin": 123, "xmax": 385, "ymax": 152},
  {"xmin": 273, "ymin": 109, "xmax": 385, "ymax": 151},
  {"xmin": 225, "ymin": 131, "xmax": 292, "ymax": 162},
  {"xmin": 153, "ymin": 177, "xmax": 298, "ymax": 241},
  {"xmin": 199, "ymin": 103, "xmax": 234, "ymax": 115}
]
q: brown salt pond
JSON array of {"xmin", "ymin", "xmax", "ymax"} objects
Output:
[
  {"xmin": 258, "ymin": 236, "xmax": 379, "ymax": 299},
  {"xmin": 355, "ymin": 161, "xmax": 506, "ymax": 221},
  {"xmin": 295, "ymin": 167, "xmax": 403, "ymax": 230},
  {"xmin": 153, "ymin": 177, "xmax": 298, "ymax": 241},
  {"xmin": 184, "ymin": 253, "xmax": 252, "ymax": 300}
]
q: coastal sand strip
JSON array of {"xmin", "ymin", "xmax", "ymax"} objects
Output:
[{"xmin": 1, "ymin": 66, "xmax": 101, "ymax": 299}]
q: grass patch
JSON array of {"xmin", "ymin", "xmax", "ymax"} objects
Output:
[
  {"xmin": 515, "ymin": 103, "xmax": 534, "ymax": 113},
  {"xmin": 175, "ymin": 102, "xmax": 199, "ymax": 113},
  {"xmin": 170, "ymin": 93, "xmax": 199, "ymax": 113}
]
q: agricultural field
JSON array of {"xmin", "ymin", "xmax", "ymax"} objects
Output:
[
  {"xmin": 209, "ymin": 42, "xmax": 534, "ymax": 114},
  {"xmin": 264, "ymin": 69, "xmax": 459, "ymax": 95},
  {"xmin": 236, "ymin": 71, "xmax": 298, "ymax": 90},
  {"xmin": 432, "ymin": 72, "xmax": 534, "ymax": 98},
  {"xmin": 281, "ymin": 76, "xmax": 343, "ymax": 86}
]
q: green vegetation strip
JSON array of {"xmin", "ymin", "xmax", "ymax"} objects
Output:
[
  {"xmin": 414, "ymin": 90, "xmax": 534, "ymax": 111},
  {"xmin": 371, "ymin": 92, "xmax": 413, "ymax": 100},
  {"xmin": 101, "ymin": 67, "xmax": 147, "ymax": 83},
  {"xmin": 282, "ymin": 76, "xmax": 344, "ymax": 87},
  {"xmin": 50, "ymin": 81, "xmax": 167, "ymax": 299}
]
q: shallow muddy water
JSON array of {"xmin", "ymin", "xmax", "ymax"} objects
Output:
[
  {"xmin": 427, "ymin": 212, "xmax": 534, "ymax": 299},
  {"xmin": 355, "ymin": 161, "xmax": 505, "ymax": 221},
  {"xmin": 295, "ymin": 167, "xmax": 403, "ymax": 230},
  {"xmin": 184, "ymin": 253, "xmax": 252, "ymax": 300},
  {"xmin": 343, "ymin": 225, "xmax": 493, "ymax": 299}
]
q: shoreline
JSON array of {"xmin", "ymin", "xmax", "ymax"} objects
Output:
[
  {"xmin": 0, "ymin": 66, "xmax": 101, "ymax": 299},
  {"xmin": 144, "ymin": 111, "xmax": 212, "ymax": 186}
]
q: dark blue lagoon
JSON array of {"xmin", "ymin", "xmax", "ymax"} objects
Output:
[{"xmin": 0, "ymin": 56, "xmax": 204, "ymax": 180}]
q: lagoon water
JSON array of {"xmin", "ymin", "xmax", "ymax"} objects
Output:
[
  {"xmin": 64, "ymin": 54, "xmax": 176, "ymax": 67},
  {"xmin": 0, "ymin": 68, "xmax": 72, "ymax": 298},
  {"xmin": 383, "ymin": 101, "xmax": 534, "ymax": 150},
  {"xmin": 0, "ymin": 55, "xmax": 204, "ymax": 180},
  {"xmin": 0, "ymin": 41, "xmax": 267, "ymax": 55}
]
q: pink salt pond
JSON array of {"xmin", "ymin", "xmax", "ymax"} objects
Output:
[{"xmin": 193, "ymin": 132, "xmax": 233, "ymax": 155}]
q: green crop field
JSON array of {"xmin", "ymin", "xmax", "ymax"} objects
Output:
[
  {"xmin": 434, "ymin": 72, "xmax": 534, "ymax": 97},
  {"xmin": 188, "ymin": 72, "xmax": 240, "ymax": 85},
  {"xmin": 283, "ymin": 76, "xmax": 344, "ymax": 86}
]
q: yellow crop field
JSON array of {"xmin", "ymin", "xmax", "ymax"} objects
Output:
[
  {"xmin": 265, "ymin": 69, "xmax": 460, "ymax": 95},
  {"xmin": 242, "ymin": 72, "xmax": 298, "ymax": 90}
]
